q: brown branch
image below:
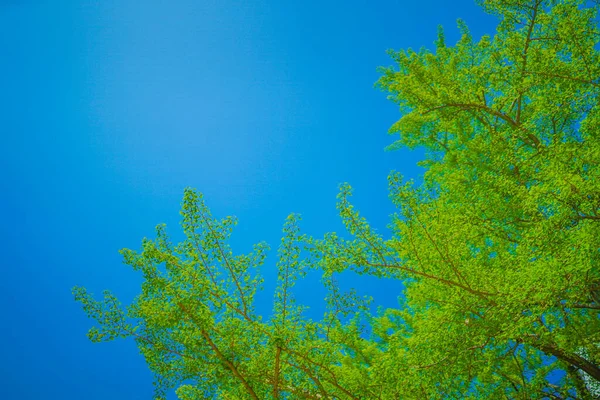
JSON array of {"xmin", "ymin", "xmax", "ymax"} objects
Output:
[
  {"xmin": 416, "ymin": 355, "xmax": 449, "ymax": 369},
  {"xmin": 496, "ymin": 371, "xmax": 521, "ymax": 395},
  {"xmin": 284, "ymin": 347, "xmax": 360, "ymax": 400},
  {"xmin": 200, "ymin": 329, "xmax": 260, "ymax": 400},
  {"xmin": 367, "ymin": 261, "xmax": 497, "ymax": 301},
  {"xmin": 186, "ymin": 216, "xmax": 258, "ymax": 323},
  {"xmin": 186, "ymin": 221, "xmax": 256, "ymax": 322},
  {"xmin": 567, "ymin": 365, "xmax": 595, "ymax": 399},
  {"xmin": 125, "ymin": 327, "xmax": 196, "ymax": 362},
  {"xmin": 187, "ymin": 267, "xmax": 254, "ymax": 325},
  {"xmin": 516, "ymin": 0, "xmax": 540, "ymax": 125},
  {"xmin": 423, "ymin": 102, "xmax": 541, "ymax": 147},
  {"xmin": 273, "ymin": 346, "xmax": 282, "ymax": 399},
  {"xmin": 512, "ymin": 347, "xmax": 529, "ymax": 397},
  {"xmin": 177, "ymin": 302, "xmax": 260, "ymax": 400},
  {"xmin": 409, "ymin": 203, "xmax": 472, "ymax": 290},
  {"xmin": 188, "ymin": 220, "xmax": 220, "ymax": 288},
  {"xmin": 422, "ymin": 103, "xmax": 519, "ymax": 128},
  {"xmin": 343, "ymin": 206, "xmax": 389, "ymax": 266},
  {"xmin": 199, "ymin": 212, "xmax": 251, "ymax": 316},
  {"xmin": 575, "ymin": 215, "xmax": 600, "ymax": 221},
  {"xmin": 523, "ymin": 70, "xmax": 599, "ymax": 87},
  {"xmin": 107, "ymin": 296, "xmax": 199, "ymax": 362},
  {"xmin": 279, "ymin": 236, "xmax": 294, "ymax": 327},
  {"xmin": 525, "ymin": 338, "xmax": 600, "ymax": 382},
  {"xmin": 571, "ymin": 303, "xmax": 600, "ymax": 310},
  {"xmin": 284, "ymin": 359, "xmax": 330, "ymax": 399}
]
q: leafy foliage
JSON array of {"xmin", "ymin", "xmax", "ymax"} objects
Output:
[{"xmin": 74, "ymin": 0, "xmax": 600, "ymax": 398}]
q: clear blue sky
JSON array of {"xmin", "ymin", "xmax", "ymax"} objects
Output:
[{"xmin": 1, "ymin": 1, "xmax": 497, "ymax": 398}]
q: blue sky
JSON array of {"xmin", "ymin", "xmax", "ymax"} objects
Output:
[{"xmin": 0, "ymin": 1, "xmax": 497, "ymax": 398}]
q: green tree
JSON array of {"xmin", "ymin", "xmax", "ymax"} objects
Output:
[{"xmin": 74, "ymin": 0, "xmax": 600, "ymax": 398}]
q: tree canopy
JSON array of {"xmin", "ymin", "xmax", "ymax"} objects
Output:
[{"xmin": 74, "ymin": 0, "xmax": 600, "ymax": 398}]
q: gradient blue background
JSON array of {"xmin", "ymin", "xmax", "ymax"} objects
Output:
[{"xmin": 1, "ymin": 1, "xmax": 496, "ymax": 398}]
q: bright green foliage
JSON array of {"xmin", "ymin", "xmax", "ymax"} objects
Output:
[
  {"xmin": 74, "ymin": 190, "xmax": 372, "ymax": 399},
  {"xmin": 374, "ymin": 0, "xmax": 600, "ymax": 397},
  {"xmin": 74, "ymin": 0, "xmax": 600, "ymax": 398}
]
